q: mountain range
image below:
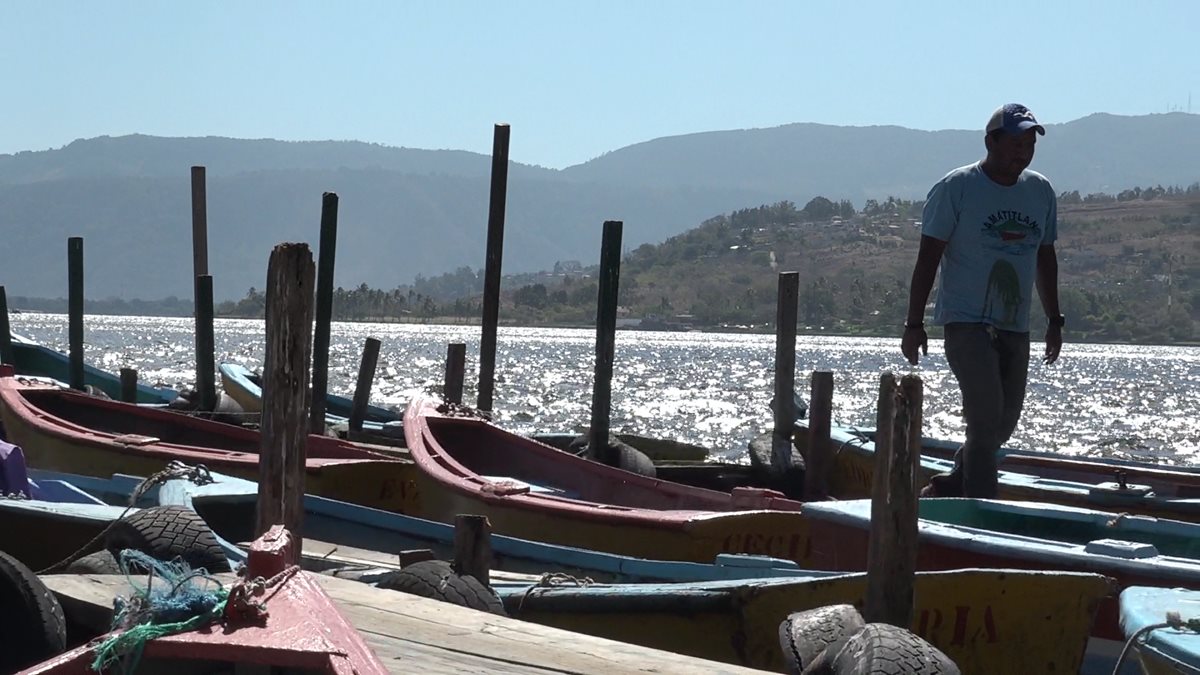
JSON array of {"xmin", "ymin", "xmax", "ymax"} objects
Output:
[{"xmin": 1, "ymin": 112, "xmax": 1197, "ymax": 301}]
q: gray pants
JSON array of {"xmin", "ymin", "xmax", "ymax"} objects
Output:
[{"xmin": 939, "ymin": 322, "xmax": 1031, "ymax": 498}]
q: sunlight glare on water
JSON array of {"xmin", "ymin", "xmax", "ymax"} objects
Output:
[{"xmin": 11, "ymin": 313, "xmax": 1200, "ymax": 464}]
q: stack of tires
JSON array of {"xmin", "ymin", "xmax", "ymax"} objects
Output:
[{"xmin": 779, "ymin": 605, "xmax": 960, "ymax": 674}]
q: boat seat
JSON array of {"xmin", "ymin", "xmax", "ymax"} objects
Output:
[
  {"xmin": 480, "ymin": 476, "xmax": 579, "ymax": 499},
  {"xmin": 1084, "ymin": 538, "xmax": 1160, "ymax": 559}
]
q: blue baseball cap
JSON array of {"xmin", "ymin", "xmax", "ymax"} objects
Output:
[{"xmin": 986, "ymin": 103, "xmax": 1045, "ymax": 136}]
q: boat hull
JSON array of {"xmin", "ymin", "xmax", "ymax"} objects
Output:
[
  {"xmin": 503, "ymin": 568, "xmax": 1113, "ymax": 674},
  {"xmin": 404, "ymin": 395, "xmax": 812, "ymax": 565}
]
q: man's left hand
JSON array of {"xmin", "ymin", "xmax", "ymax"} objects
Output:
[{"xmin": 1043, "ymin": 325, "xmax": 1062, "ymax": 365}]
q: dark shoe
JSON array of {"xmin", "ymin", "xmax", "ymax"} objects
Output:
[{"xmin": 920, "ymin": 473, "xmax": 963, "ymax": 498}]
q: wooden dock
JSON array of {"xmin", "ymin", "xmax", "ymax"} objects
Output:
[{"xmin": 42, "ymin": 573, "xmax": 771, "ymax": 674}]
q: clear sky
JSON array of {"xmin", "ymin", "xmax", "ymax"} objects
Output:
[{"xmin": 2, "ymin": 0, "xmax": 1197, "ymax": 169}]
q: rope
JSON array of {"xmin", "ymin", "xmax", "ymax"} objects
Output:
[
  {"xmin": 1112, "ymin": 610, "xmax": 1200, "ymax": 674},
  {"xmin": 90, "ymin": 550, "xmax": 229, "ymax": 674},
  {"xmin": 37, "ymin": 461, "xmax": 214, "ymax": 574},
  {"xmin": 516, "ymin": 572, "xmax": 594, "ymax": 612}
]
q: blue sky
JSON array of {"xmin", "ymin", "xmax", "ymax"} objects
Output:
[{"xmin": 2, "ymin": 0, "xmax": 1197, "ymax": 169}]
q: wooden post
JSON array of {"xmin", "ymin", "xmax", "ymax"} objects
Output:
[
  {"xmin": 444, "ymin": 342, "xmax": 466, "ymax": 405},
  {"xmin": 348, "ymin": 337, "xmax": 381, "ymax": 433},
  {"xmin": 0, "ymin": 286, "xmax": 13, "ymax": 365},
  {"xmin": 191, "ymin": 166, "xmax": 209, "ymax": 277},
  {"xmin": 119, "ymin": 368, "xmax": 138, "ymax": 403},
  {"xmin": 194, "ymin": 274, "xmax": 217, "ymax": 412},
  {"xmin": 804, "ymin": 370, "xmax": 834, "ymax": 499},
  {"xmin": 864, "ymin": 372, "xmax": 923, "ymax": 627},
  {"xmin": 310, "ymin": 192, "xmax": 339, "ymax": 434},
  {"xmin": 588, "ymin": 220, "xmax": 622, "ymax": 466},
  {"xmin": 771, "ymin": 271, "xmax": 799, "ymax": 471},
  {"xmin": 256, "ymin": 243, "xmax": 316, "ymax": 557},
  {"xmin": 67, "ymin": 237, "xmax": 85, "ymax": 391},
  {"xmin": 453, "ymin": 514, "xmax": 492, "ymax": 586},
  {"xmin": 476, "ymin": 123, "xmax": 511, "ymax": 413}
]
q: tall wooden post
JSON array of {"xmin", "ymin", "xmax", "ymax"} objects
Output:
[
  {"xmin": 0, "ymin": 286, "xmax": 13, "ymax": 365},
  {"xmin": 771, "ymin": 271, "xmax": 799, "ymax": 471},
  {"xmin": 588, "ymin": 220, "xmax": 622, "ymax": 466},
  {"xmin": 194, "ymin": 274, "xmax": 217, "ymax": 411},
  {"xmin": 444, "ymin": 342, "xmax": 466, "ymax": 405},
  {"xmin": 476, "ymin": 123, "xmax": 511, "ymax": 412},
  {"xmin": 256, "ymin": 243, "xmax": 316, "ymax": 558},
  {"xmin": 67, "ymin": 237, "xmax": 85, "ymax": 391},
  {"xmin": 191, "ymin": 166, "xmax": 209, "ymax": 278},
  {"xmin": 804, "ymin": 370, "xmax": 834, "ymax": 499},
  {"xmin": 865, "ymin": 372, "xmax": 923, "ymax": 627},
  {"xmin": 348, "ymin": 337, "xmax": 381, "ymax": 434},
  {"xmin": 310, "ymin": 192, "xmax": 339, "ymax": 433}
]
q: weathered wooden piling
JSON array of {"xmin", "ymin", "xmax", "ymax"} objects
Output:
[
  {"xmin": 804, "ymin": 370, "xmax": 834, "ymax": 499},
  {"xmin": 588, "ymin": 220, "xmax": 622, "ymax": 466},
  {"xmin": 444, "ymin": 342, "xmax": 466, "ymax": 405},
  {"xmin": 477, "ymin": 123, "xmax": 511, "ymax": 413},
  {"xmin": 191, "ymin": 166, "xmax": 209, "ymax": 278},
  {"xmin": 194, "ymin": 274, "xmax": 217, "ymax": 411},
  {"xmin": 256, "ymin": 243, "xmax": 316, "ymax": 555},
  {"xmin": 348, "ymin": 337, "xmax": 381, "ymax": 434},
  {"xmin": 67, "ymin": 237, "xmax": 85, "ymax": 391},
  {"xmin": 119, "ymin": 368, "xmax": 138, "ymax": 403},
  {"xmin": 864, "ymin": 372, "xmax": 923, "ymax": 627},
  {"xmin": 310, "ymin": 192, "xmax": 339, "ymax": 433},
  {"xmin": 771, "ymin": 271, "xmax": 799, "ymax": 472},
  {"xmin": 453, "ymin": 514, "xmax": 492, "ymax": 586},
  {"xmin": 0, "ymin": 286, "xmax": 13, "ymax": 365}
]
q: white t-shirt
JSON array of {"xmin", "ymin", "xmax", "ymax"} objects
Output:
[{"xmin": 921, "ymin": 162, "xmax": 1058, "ymax": 332}]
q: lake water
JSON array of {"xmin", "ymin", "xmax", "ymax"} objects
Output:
[{"xmin": 10, "ymin": 313, "xmax": 1200, "ymax": 464}]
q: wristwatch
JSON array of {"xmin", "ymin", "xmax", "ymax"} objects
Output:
[{"xmin": 1048, "ymin": 314, "xmax": 1065, "ymax": 328}]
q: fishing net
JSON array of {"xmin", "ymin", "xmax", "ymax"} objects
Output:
[{"xmin": 90, "ymin": 549, "xmax": 228, "ymax": 674}]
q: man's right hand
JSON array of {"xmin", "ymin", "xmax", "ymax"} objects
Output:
[{"xmin": 901, "ymin": 325, "xmax": 928, "ymax": 365}]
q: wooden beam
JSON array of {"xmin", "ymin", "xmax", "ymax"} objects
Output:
[
  {"xmin": 453, "ymin": 514, "xmax": 492, "ymax": 587},
  {"xmin": 804, "ymin": 370, "xmax": 834, "ymax": 499},
  {"xmin": 588, "ymin": 220, "xmax": 622, "ymax": 466},
  {"xmin": 349, "ymin": 337, "xmax": 381, "ymax": 433},
  {"xmin": 477, "ymin": 123, "xmax": 511, "ymax": 413},
  {"xmin": 310, "ymin": 192, "xmax": 339, "ymax": 433}
]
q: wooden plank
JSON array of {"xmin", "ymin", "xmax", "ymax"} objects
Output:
[{"xmin": 41, "ymin": 573, "xmax": 767, "ymax": 674}]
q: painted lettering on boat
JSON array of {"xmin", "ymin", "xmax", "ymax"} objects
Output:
[
  {"xmin": 720, "ymin": 532, "xmax": 804, "ymax": 559},
  {"xmin": 916, "ymin": 605, "xmax": 998, "ymax": 646}
]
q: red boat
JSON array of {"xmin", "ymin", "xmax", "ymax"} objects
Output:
[
  {"xmin": 0, "ymin": 366, "xmax": 420, "ymax": 514},
  {"xmin": 402, "ymin": 394, "xmax": 809, "ymax": 564},
  {"xmin": 21, "ymin": 524, "xmax": 387, "ymax": 674}
]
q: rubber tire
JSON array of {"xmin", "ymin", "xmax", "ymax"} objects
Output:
[
  {"xmin": 0, "ymin": 549, "xmax": 68, "ymax": 672},
  {"xmin": 831, "ymin": 623, "xmax": 960, "ymax": 675},
  {"xmin": 779, "ymin": 604, "xmax": 866, "ymax": 674},
  {"xmin": 105, "ymin": 506, "xmax": 228, "ymax": 573},
  {"xmin": 64, "ymin": 550, "xmax": 124, "ymax": 575},
  {"xmin": 567, "ymin": 433, "xmax": 657, "ymax": 478},
  {"xmin": 616, "ymin": 442, "xmax": 657, "ymax": 478},
  {"xmin": 377, "ymin": 560, "xmax": 507, "ymax": 616}
]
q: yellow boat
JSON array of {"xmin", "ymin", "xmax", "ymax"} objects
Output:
[{"xmin": 501, "ymin": 568, "xmax": 1115, "ymax": 673}]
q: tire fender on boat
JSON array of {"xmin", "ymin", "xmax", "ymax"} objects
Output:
[{"xmin": 0, "ymin": 549, "xmax": 68, "ymax": 672}]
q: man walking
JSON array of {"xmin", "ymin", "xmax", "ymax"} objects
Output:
[{"xmin": 901, "ymin": 103, "xmax": 1063, "ymax": 498}]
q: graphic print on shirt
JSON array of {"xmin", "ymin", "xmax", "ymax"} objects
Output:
[
  {"xmin": 982, "ymin": 260, "xmax": 1021, "ymax": 326},
  {"xmin": 979, "ymin": 209, "xmax": 1041, "ymax": 326}
]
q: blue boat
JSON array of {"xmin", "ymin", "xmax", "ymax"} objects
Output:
[
  {"xmin": 1119, "ymin": 586, "xmax": 1200, "ymax": 674},
  {"xmin": 5, "ymin": 332, "xmax": 178, "ymax": 404}
]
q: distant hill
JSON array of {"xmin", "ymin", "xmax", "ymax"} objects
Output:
[{"xmin": 0, "ymin": 113, "xmax": 1197, "ymax": 301}]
